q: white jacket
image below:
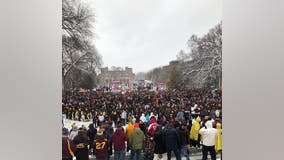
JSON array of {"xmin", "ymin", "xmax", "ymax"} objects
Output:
[
  {"xmin": 121, "ymin": 111, "xmax": 127, "ymax": 119},
  {"xmin": 140, "ymin": 113, "xmax": 146, "ymax": 122},
  {"xmin": 199, "ymin": 121, "xmax": 218, "ymax": 146}
]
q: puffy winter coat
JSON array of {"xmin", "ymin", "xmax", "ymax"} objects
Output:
[
  {"xmin": 165, "ymin": 126, "xmax": 181, "ymax": 150},
  {"xmin": 153, "ymin": 126, "xmax": 167, "ymax": 154},
  {"xmin": 110, "ymin": 128, "xmax": 128, "ymax": 150},
  {"xmin": 129, "ymin": 128, "xmax": 145, "ymax": 150},
  {"xmin": 126, "ymin": 122, "xmax": 134, "ymax": 137}
]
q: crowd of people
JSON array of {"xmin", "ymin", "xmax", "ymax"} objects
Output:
[{"xmin": 62, "ymin": 89, "xmax": 222, "ymax": 160}]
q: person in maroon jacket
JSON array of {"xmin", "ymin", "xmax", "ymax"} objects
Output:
[
  {"xmin": 93, "ymin": 130, "xmax": 109, "ymax": 160},
  {"xmin": 62, "ymin": 128, "xmax": 75, "ymax": 160},
  {"xmin": 110, "ymin": 122, "xmax": 129, "ymax": 160}
]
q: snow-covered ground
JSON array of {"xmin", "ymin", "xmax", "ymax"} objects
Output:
[
  {"xmin": 63, "ymin": 118, "xmax": 93, "ymax": 131},
  {"xmin": 63, "ymin": 116, "xmax": 125, "ymax": 131}
]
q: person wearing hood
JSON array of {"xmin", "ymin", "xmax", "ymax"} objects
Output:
[
  {"xmin": 73, "ymin": 130, "xmax": 90, "ymax": 160},
  {"xmin": 215, "ymin": 122, "xmax": 222, "ymax": 159},
  {"xmin": 110, "ymin": 122, "xmax": 128, "ymax": 160},
  {"xmin": 129, "ymin": 123, "xmax": 145, "ymax": 160},
  {"xmin": 144, "ymin": 117, "xmax": 158, "ymax": 160},
  {"xmin": 199, "ymin": 121, "xmax": 218, "ymax": 160},
  {"xmin": 126, "ymin": 121, "xmax": 134, "ymax": 152},
  {"xmin": 148, "ymin": 117, "xmax": 159, "ymax": 137},
  {"xmin": 190, "ymin": 116, "xmax": 201, "ymax": 148}
]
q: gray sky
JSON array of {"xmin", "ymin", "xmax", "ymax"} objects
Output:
[{"xmin": 84, "ymin": 0, "xmax": 222, "ymax": 73}]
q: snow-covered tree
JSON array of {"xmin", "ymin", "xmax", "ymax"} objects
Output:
[
  {"xmin": 176, "ymin": 49, "xmax": 191, "ymax": 61},
  {"xmin": 182, "ymin": 22, "xmax": 222, "ymax": 88}
]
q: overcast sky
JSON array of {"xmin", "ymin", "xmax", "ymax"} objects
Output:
[{"xmin": 84, "ymin": 0, "xmax": 222, "ymax": 73}]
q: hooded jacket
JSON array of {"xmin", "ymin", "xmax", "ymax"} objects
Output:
[
  {"xmin": 215, "ymin": 123, "xmax": 222, "ymax": 152},
  {"xmin": 148, "ymin": 117, "xmax": 158, "ymax": 136},
  {"xmin": 126, "ymin": 122, "xmax": 134, "ymax": 137},
  {"xmin": 110, "ymin": 128, "xmax": 128, "ymax": 150},
  {"xmin": 190, "ymin": 116, "xmax": 201, "ymax": 141},
  {"xmin": 199, "ymin": 121, "xmax": 218, "ymax": 146},
  {"xmin": 129, "ymin": 128, "xmax": 145, "ymax": 150}
]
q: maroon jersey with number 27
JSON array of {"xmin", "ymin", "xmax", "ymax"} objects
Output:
[{"xmin": 93, "ymin": 138, "xmax": 108, "ymax": 158}]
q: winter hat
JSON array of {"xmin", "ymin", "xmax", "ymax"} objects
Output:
[
  {"xmin": 150, "ymin": 116, "xmax": 156, "ymax": 124},
  {"xmin": 134, "ymin": 123, "xmax": 139, "ymax": 128},
  {"xmin": 62, "ymin": 128, "xmax": 69, "ymax": 135}
]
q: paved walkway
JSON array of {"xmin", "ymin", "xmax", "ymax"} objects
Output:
[{"xmin": 87, "ymin": 151, "xmax": 222, "ymax": 160}]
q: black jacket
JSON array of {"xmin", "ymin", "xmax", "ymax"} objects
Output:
[
  {"xmin": 73, "ymin": 131, "xmax": 89, "ymax": 160},
  {"xmin": 87, "ymin": 127, "xmax": 97, "ymax": 146},
  {"xmin": 178, "ymin": 127, "xmax": 190, "ymax": 146},
  {"xmin": 153, "ymin": 127, "xmax": 167, "ymax": 154},
  {"xmin": 164, "ymin": 126, "xmax": 181, "ymax": 150}
]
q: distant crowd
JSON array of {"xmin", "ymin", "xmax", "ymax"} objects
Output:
[
  {"xmin": 62, "ymin": 89, "xmax": 222, "ymax": 125},
  {"xmin": 62, "ymin": 89, "xmax": 222, "ymax": 160}
]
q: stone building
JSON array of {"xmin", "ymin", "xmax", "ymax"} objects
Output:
[{"xmin": 98, "ymin": 67, "xmax": 135, "ymax": 89}]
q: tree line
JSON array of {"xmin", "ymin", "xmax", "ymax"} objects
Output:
[{"xmin": 146, "ymin": 22, "xmax": 222, "ymax": 89}]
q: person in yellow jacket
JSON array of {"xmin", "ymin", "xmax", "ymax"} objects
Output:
[
  {"xmin": 215, "ymin": 123, "xmax": 222, "ymax": 156},
  {"xmin": 126, "ymin": 122, "xmax": 134, "ymax": 152},
  {"xmin": 190, "ymin": 116, "xmax": 201, "ymax": 148}
]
